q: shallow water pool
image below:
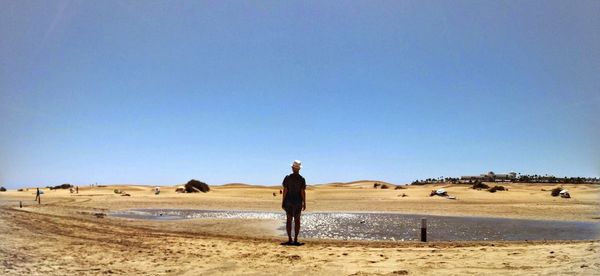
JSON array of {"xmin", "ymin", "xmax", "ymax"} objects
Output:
[{"xmin": 111, "ymin": 209, "xmax": 600, "ymax": 241}]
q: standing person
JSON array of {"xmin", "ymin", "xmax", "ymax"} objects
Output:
[
  {"xmin": 281, "ymin": 160, "xmax": 306, "ymax": 245},
  {"xmin": 34, "ymin": 188, "xmax": 40, "ymax": 202},
  {"xmin": 76, "ymin": 186, "xmax": 79, "ymax": 194}
]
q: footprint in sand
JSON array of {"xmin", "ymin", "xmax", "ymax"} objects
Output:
[{"xmin": 287, "ymin": 255, "xmax": 301, "ymax": 261}]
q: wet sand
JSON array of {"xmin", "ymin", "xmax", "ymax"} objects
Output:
[{"xmin": 1, "ymin": 182, "xmax": 599, "ymax": 275}]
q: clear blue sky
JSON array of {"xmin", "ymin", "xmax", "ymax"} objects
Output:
[{"xmin": 1, "ymin": 1, "xmax": 599, "ymax": 188}]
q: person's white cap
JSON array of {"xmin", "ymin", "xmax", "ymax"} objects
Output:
[{"xmin": 291, "ymin": 160, "xmax": 302, "ymax": 169}]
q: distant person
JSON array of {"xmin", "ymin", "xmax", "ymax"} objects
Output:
[
  {"xmin": 35, "ymin": 188, "xmax": 41, "ymax": 201},
  {"xmin": 76, "ymin": 186, "xmax": 79, "ymax": 193},
  {"xmin": 281, "ymin": 160, "xmax": 306, "ymax": 246}
]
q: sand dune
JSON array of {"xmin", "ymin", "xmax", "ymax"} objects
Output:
[
  {"xmin": 219, "ymin": 183, "xmax": 260, "ymax": 188},
  {"xmin": 316, "ymin": 180, "xmax": 399, "ymax": 188},
  {"xmin": 1, "ymin": 182, "xmax": 598, "ymax": 275}
]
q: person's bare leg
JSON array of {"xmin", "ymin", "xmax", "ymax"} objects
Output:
[
  {"xmin": 286, "ymin": 213, "xmax": 293, "ymax": 243},
  {"xmin": 293, "ymin": 213, "xmax": 301, "ymax": 243}
]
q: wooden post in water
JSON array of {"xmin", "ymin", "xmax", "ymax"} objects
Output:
[{"xmin": 420, "ymin": 218, "xmax": 427, "ymax": 242}]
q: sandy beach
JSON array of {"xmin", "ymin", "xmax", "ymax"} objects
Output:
[{"xmin": 1, "ymin": 182, "xmax": 599, "ymax": 275}]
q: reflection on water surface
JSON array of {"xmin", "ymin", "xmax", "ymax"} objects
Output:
[{"xmin": 111, "ymin": 209, "xmax": 600, "ymax": 241}]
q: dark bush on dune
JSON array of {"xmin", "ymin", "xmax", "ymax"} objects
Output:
[
  {"xmin": 185, "ymin": 179, "xmax": 210, "ymax": 193},
  {"xmin": 50, "ymin": 184, "xmax": 72, "ymax": 190},
  {"xmin": 471, "ymin": 180, "xmax": 489, "ymax": 190},
  {"xmin": 0, "ymin": 187, "xmax": 6, "ymax": 192},
  {"xmin": 430, "ymin": 189, "xmax": 448, "ymax": 197},
  {"xmin": 488, "ymin": 186, "xmax": 506, "ymax": 193},
  {"xmin": 373, "ymin": 183, "xmax": 381, "ymax": 188},
  {"xmin": 551, "ymin": 187, "xmax": 563, "ymax": 197},
  {"xmin": 395, "ymin": 186, "xmax": 406, "ymax": 190},
  {"xmin": 380, "ymin": 184, "xmax": 389, "ymax": 189}
]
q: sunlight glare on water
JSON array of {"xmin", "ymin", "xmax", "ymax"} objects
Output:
[{"xmin": 111, "ymin": 209, "xmax": 600, "ymax": 241}]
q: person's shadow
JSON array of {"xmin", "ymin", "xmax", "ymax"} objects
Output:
[{"xmin": 280, "ymin": 241, "xmax": 305, "ymax": 246}]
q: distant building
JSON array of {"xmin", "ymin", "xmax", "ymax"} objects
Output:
[{"xmin": 461, "ymin": 171, "xmax": 517, "ymax": 182}]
